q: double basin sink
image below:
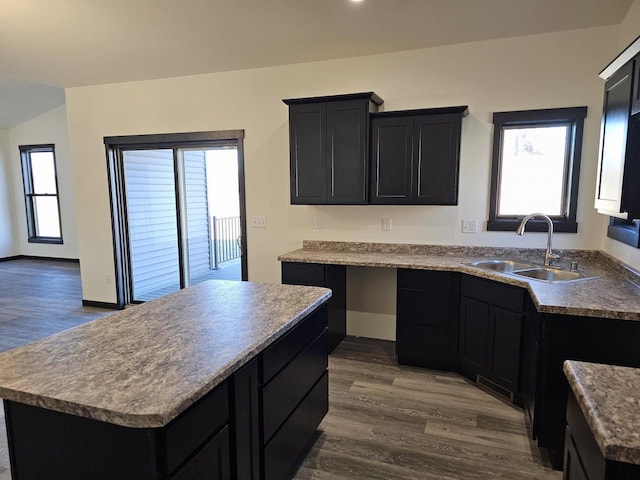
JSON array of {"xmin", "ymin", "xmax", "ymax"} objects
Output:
[{"xmin": 470, "ymin": 259, "xmax": 590, "ymax": 283}]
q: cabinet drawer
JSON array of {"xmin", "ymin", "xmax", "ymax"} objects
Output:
[
  {"xmin": 263, "ymin": 330, "xmax": 328, "ymax": 442},
  {"xmin": 397, "ymin": 268, "xmax": 453, "ymax": 292},
  {"xmin": 165, "ymin": 382, "xmax": 229, "ymax": 474},
  {"xmin": 264, "ymin": 372, "xmax": 329, "ymax": 480},
  {"xmin": 461, "ymin": 275, "xmax": 525, "ymax": 313},
  {"xmin": 282, "ymin": 262, "xmax": 325, "ymax": 286},
  {"xmin": 262, "ymin": 306, "xmax": 327, "ymax": 383},
  {"xmin": 170, "ymin": 425, "xmax": 230, "ymax": 480}
]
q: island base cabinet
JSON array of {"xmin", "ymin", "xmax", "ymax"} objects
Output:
[
  {"xmin": 563, "ymin": 389, "xmax": 640, "ymax": 480},
  {"xmin": 4, "ymin": 381, "xmax": 230, "ymax": 480}
]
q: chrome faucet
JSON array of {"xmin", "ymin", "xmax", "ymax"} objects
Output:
[{"xmin": 516, "ymin": 213, "xmax": 561, "ymax": 268}]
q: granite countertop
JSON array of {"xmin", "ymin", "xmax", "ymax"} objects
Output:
[
  {"xmin": 564, "ymin": 360, "xmax": 640, "ymax": 464},
  {"xmin": 0, "ymin": 280, "xmax": 331, "ymax": 428},
  {"xmin": 278, "ymin": 240, "xmax": 640, "ymax": 321}
]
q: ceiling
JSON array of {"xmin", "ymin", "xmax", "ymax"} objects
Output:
[{"xmin": 0, "ymin": 0, "xmax": 633, "ymax": 128}]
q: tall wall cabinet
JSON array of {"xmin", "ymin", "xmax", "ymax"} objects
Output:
[
  {"xmin": 284, "ymin": 93, "xmax": 383, "ymax": 204},
  {"xmin": 595, "ymin": 38, "xmax": 640, "ymax": 222}
]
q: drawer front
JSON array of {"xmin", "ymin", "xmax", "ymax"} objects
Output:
[
  {"xmin": 397, "ymin": 289, "xmax": 452, "ymax": 328},
  {"xmin": 461, "ymin": 275, "xmax": 525, "ymax": 313},
  {"xmin": 165, "ymin": 382, "xmax": 229, "ymax": 474},
  {"xmin": 264, "ymin": 372, "xmax": 329, "ymax": 480},
  {"xmin": 262, "ymin": 306, "xmax": 327, "ymax": 383},
  {"xmin": 262, "ymin": 330, "xmax": 328, "ymax": 442},
  {"xmin": 282, "ymin": 262, "xmax": 326, "ymax": 286},
  {"xmin": 398, "ymin": 268, "xmax": 455, "ymax": 292},
  {"xmin": 170, "ymin": 425, "xmax": 230, "ymax": 480},
  {"xmin": 397, "ymin": 268, "xmax": 453, "ymax": 292}
]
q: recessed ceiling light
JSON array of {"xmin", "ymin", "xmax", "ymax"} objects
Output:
[{"xmin": 351, "ymin": 0, "xmax": 365, "ymax": 3}]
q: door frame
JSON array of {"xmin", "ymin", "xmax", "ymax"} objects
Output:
[{"xmin": 105, "ymin": 130, "xmax": 247, "ymax": 308}]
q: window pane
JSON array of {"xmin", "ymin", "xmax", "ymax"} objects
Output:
[
  {"xmin": 498, "ymin": 126, "xmax": 568, "ymax": 216},
  {"xmin": 33, "ymin": 196, "xmax": 61, "ymax": 237},
  {"xmin": 30, "ymin": 151, "xmax": 57, "ymax": 194}
]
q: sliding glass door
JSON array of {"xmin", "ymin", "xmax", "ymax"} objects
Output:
[
  {"xmin": 106, "ymin": 131, "xmax": 247, "ymax": 306},
  {"xmin": 123, "ymin": 149, "xmax": 181, "ymax": 301}
]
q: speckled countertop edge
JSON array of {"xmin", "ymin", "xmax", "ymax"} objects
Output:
[
  {"xmin": 564, "ymin": 360, "xmax": 640, "ymax": 464},
  {"xmin": 0, "ymin": 280, "xmax": 332, "ymax": 428},
  {"xmin": 278, "ymin": 241, "xmax": 640, "ymax": 321}
]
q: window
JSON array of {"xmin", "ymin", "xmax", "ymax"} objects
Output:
[
  {"xmin": 19, "ymin": 144, "xmax": 63, "ymax": 244},
  {"xmin": 487, "ymin": 107, "xmax": 587, "ymax": 233}
]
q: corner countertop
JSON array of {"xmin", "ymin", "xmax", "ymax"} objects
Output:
[
  {"xmin": 0, "ymin": 280, "xmax": 331, "ymax": 428},
  {"xmin": 278, "ymin": 240, "xmax": 640, "ymax": 321},
  {"xmin": 564, "ymin": 360, "xmax": 640, "ymax": 464}
]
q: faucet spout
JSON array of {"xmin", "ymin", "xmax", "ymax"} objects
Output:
[{"xmin": 516, "ymin": 213, "xmax": 561, "ymax": 267}]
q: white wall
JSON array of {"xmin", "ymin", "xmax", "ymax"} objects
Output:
[
  {"xmin": 0, "ymin": 129, "xmax": 17, "ymax": 257},
  {"xmin": 8, "ymin": 105, "xmax": 80, "ymax": 259},
  {"xmin": 66, "ymin": 26, "xmax": 618, "ymax": 312}
]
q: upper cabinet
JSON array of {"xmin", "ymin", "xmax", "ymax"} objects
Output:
[
  {"xmin": 370, "ymin": 107, "xmax": 468, "ymax": 205},
  {"xmin": 595, "ymin": 38, "xmax": 640, "ymax": 220},
  {"xmin": 283, "ymin": 93, "xmax": 468, "ymax": 205},
  {"xmin": 283, "ymin": 92, "xmax": 383, "ymax": 205}
]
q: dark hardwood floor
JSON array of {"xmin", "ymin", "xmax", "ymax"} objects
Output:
[
  {"xmin": 0, "ymin": 258, "xmax": 112, "ymax": 353},
  {"xmin": 0, "ymin": 259, "xmax": 561, "ymax": 479},
  {"xmin": 292, "ymin": 337, "xmax": 561, "ymax": 480}
]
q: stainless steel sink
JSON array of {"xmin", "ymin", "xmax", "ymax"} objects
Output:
[
  {"xmin": 470, "ymin": 259, "xmax": 538, "ymax": 273},
  {"xmin": 470, "ymin": 260, "xmax": 593, "ymax": 283},
  {"xmin": 512, "ymin": 268, "xmax": 588, "ymax": 283}
]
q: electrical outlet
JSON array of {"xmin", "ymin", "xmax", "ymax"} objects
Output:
[
  {"xmin": 462, "ymin": 219, "xmax": 478, "ymax": 233},
  {"xmin": 313, "ymin": 216, "xmax": 323, "ymax": 229},
  {"xmin": 382, "ymin": 217, "xmax": 392, "ymax": 231},
  {"xmin": 251, "ymin": 216, "xmax": 267, "ymax": 228}
]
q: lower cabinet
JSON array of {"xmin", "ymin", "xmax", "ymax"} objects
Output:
[
  {"xmin": 396, "ymin": 269, "xmax": 459, "ymax": 369},
  {"xmin": 282, "ymin": 262, "xmax": 346, "ymax": 352},
  {"xmin": 458, "ymin": 275, "xmax": 524, "ymax": 397},
  {"xmin": 563, "ymin": 389, "xmax": 640, "ymax": 480}
]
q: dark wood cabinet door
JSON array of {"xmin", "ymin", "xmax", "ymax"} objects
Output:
[
  {"xmin": 281, "ymin": 262, "xmax": 346, "ymax": 352},
  {"xmin": 370, "ymin": 116, "xmax": 413, "ymax": 204},
  {"xmin": 595, "ymin": 60, "xmax": 633, "ymax": 216},
  {"xmin": 486, "ymin": 306, "xmax": 523, "ymax": 393},
  {"xmin": 632, "ymin": 58, "xmax": 640, "ymax": 116},
  {"xmin": 171, "ymin": 426, "xmax": 231, "ymax": 480},
  {"xmin": 288, "ymin": 103, "xmax": 327, "ymax": 204},
  {"xmin": 563, "ymin": 428, "xmax": 589, "ymax": 480},
  {"xmin": 326, "ymin": 100, "xmax": 369, "ymax": 204},
  {"xmin": 414, "ymin": 114, "xmax": 461, "ymax": 205},
  {"xmin": 396, "ymin": 269, "xmax": 459, "ymax": 369},
  {"xmin": 458, "ymin": 296, "xmax": 490, "ymax": 376}
]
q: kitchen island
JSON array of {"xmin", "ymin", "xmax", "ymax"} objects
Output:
[
  {"xmin": 563, "ymin": 361, "xmax": 640, "ymax": 479},
  {"xmin": 0, "ymin": 280, "xmax": 331, "ymax": 480}
]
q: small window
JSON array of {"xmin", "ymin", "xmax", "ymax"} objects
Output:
[
  {"xmin": 19, "ymin": 144, "xmax": 63, "ymax": 244},
  {"xmin": 487, "ymin": 107, "xmax": 587, "ymax": 233}
]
